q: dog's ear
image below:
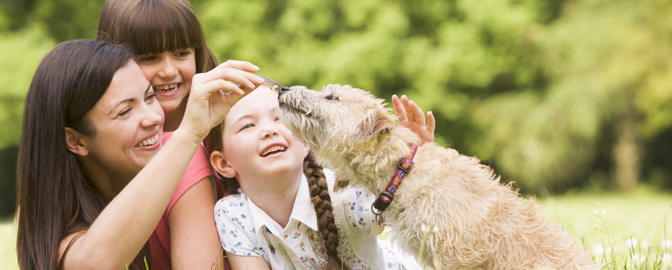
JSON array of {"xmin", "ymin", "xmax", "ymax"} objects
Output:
[{"xmin": 350, "ymin": 107, "xmax": 396, "ymax": 142}]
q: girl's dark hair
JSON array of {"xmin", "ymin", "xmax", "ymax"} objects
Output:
[
  {"xmin": 205, "ymin": 77, "xmax": 351, "ymax": 270},
  {"xmin": 16, "ymin": 39, "xmax": 150, "ymax": 270},
  {"xmin": 96, "ymin": 0, "xmax": 219, "ymax": 73},
  {"xmin": 304, "ymin": 152, "xmax": 352, "ymax": 270}
]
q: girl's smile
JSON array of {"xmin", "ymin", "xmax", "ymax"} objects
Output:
[
  {"xmin": 153, "ymin": 83, "xmax": 182, "ymax": 95},
  {"xmin": 260, "ymin": 143, "xmax": 288, "ymax": 158},
  {"xmin": 138, "ymin": 48, "xmax": 196, "ymax": 113}
]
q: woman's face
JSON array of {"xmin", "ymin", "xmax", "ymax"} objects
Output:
[
  {"xmin": 137, "ymin": 48, "xmax": 197, "ymax": 112},
  {"xmin": 81, "ymin": 61, "xmax": 164, "ymax": 179}
]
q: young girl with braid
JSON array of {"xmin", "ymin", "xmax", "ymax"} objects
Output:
[{"xmin": 207, "ymin": 78, "xmax": 431, "ymax": 270}]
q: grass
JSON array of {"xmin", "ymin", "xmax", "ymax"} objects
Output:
[
  {"xmin": 1, "ymin": 185, "xmax": 672, "ymax": 269},
  {"xmin": 0, "ymin": 218, "xmax": 18, "ymax": 269},
  {"xmin": 537, "ymin": 185, "xmax": 672, "ymax": 269}
]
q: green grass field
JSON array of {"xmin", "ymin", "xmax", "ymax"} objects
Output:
[
  {"xmin": 537, "ymin": 186, "xmax": 672, "ymax": 269},
  {"xmin": 0, "ymin": 218, "xmax": 17, "ymax": 269},
  {"xmin": 1, "ymin": 186, "xmax": 671, "ymax": 269}
]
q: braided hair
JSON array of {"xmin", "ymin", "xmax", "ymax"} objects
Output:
[{"xmin": 304, "ymin": 152, "xmax": 352, "ymax": 270}]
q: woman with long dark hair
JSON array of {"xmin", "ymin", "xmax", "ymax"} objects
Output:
[{"xmin": 16, "ymin": 39, "xmax": 262, "ymax": 270}]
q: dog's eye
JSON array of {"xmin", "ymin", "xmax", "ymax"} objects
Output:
[{"xmin": 325, "ymin": 94, "xmax": 338, "ymax": 100}]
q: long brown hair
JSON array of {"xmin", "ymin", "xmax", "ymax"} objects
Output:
[
  {"xmin": 96, "ymin": 0, "xmax": 219, "ymax": 73},
  {"xmin": 205, "ymin": 78, "xmax": 352, "ymax": 270},
  {"xmin": 16, "ymin": 40, "xmax": 150, "ymax": 270}
]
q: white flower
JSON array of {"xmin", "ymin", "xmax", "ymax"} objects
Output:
[
  {"xmin": 593, "ymin": 243, "xmax": 604, "ymax": 255},
  {"xmin": 632, "ymin": 253, "xmax": 641, "ymax": 264},
  {"xmin": 662, "ymin": 253, "xmax": 672, "ymax": 266},
  {"xmin": 641, "ymin": 240, "xmax": 651, "ymax": 249},
  {"xmin": 627, "ymin": 238, "xmax": 638, "ymax": 248},
  {"xmin": 662, "ymin": 240, "xmax": 672, "ymax": 248}
]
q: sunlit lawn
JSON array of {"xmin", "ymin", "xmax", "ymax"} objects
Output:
[
  {"xmin": 0, "ymin": 218, "xmax": 17, "ymax": 269},
  {"xmin": 1, "ymin": 186, "xmax": 671, "ymax": 269},
  {"xmin": 537, "ymin": 185, "xmax": 672, "ymax": 269}
]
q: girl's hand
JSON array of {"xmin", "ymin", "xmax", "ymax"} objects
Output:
[
  {"xmin": 392, "ymin": 94, "xmax": 435, "ymax": 144},
  {"xmin": 180, "ymin": 61, "xmax": 264, "ymax": 142}
]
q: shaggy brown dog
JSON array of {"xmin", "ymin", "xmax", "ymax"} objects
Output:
[{"xmin": 277, "ymin": 84, "xmax": 596, "ymax": 270}]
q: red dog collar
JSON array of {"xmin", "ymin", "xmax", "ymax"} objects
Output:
[{"xmin": 372, "ymin": 143, "xmax": 418, "ymax": 213}]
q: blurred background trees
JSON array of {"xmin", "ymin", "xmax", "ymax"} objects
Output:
[{"xmin": 1, "ymin": 0, "xmax": 671, "ymax": 218}]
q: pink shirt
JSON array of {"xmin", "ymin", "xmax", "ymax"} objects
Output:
[{"xmin": 148, "ymin": 132, "xmax": 215, "ymax": 270}]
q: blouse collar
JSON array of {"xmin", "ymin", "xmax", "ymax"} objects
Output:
[{"xmin": 247, "ymin": 174, "xmax": 319, "ymax": 236}]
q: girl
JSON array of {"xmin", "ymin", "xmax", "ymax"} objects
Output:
[
  {"xmin": 16, "ymin": 39, "xmax": 260, "ymax": 270},
  {"xmin": 207, "ymin": 79, "xmax": 431, "ymax": 270}
]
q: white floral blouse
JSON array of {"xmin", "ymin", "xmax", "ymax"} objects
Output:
[{"xmin": 214, "ymin": 169, "xmax": 413, "ymax": 270}]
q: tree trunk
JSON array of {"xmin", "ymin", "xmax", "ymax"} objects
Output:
[{"xmin": 611, "ymin": 95, "xmax": 641, "ymax": 191}]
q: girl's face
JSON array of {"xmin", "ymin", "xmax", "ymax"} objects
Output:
[
  {"xmin": 217, "ymin": 86, "xmax": 309, "ymax": 181},
  {"xmin": 81, "ymin": 61, "xmax": 165, "ymax": 179},
  {"xmin": 137, "ymin": 48, "xmax": 196, "ymax": 112}
]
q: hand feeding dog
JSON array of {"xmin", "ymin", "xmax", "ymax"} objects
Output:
[{"xmin": 277, "ymin": 84, "xmax": 596, "ymax": 270}]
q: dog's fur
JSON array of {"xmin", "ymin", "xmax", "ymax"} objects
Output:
[{"xmin": 277, "ymin": 84, "xmax": 596, "ymax": 270}]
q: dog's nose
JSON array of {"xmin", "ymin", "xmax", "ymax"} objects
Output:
[{"xmin": 278, "ymin": 86, "xmax": 291, "ymax": 95}]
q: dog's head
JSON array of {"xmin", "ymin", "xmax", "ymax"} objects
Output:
[
  {"xmin": 277, "ymin": 84, "xmax": 396, "ymax": 151},
  {"xmin": 278, "ymin": 85, "xmax": 420, "ymax": 192},
  {"xmin": 278, "ymin": 84, "xmax": 405, "ymax": 190}
]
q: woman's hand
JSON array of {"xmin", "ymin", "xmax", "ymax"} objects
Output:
[
  {"xmin": 180, "ymin": 60, "xmax": 264, "ymax": 142},
  {"xmin": 392, "ymin": 94, "xmax": 435, "ymax": 144}
]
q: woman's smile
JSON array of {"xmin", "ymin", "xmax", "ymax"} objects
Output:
[{"xmin": 134, "ymin": 132, "xmax": 161, "ymax": 149}]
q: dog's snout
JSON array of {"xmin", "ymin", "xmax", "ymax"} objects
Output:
[{"xmin": 278, "ymin": 86, "xmax": 291, "ymax": 95}]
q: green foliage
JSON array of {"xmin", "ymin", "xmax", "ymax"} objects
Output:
[
  {"xmin": 0, "ymin": 0, "xmax": 37, "ymax": 31},
  {"xmin": 31, "ymin": 0, "xmax": 105, "ymax": 42},
  {"xmin": 0, "ymin": 26, "xmax": 55, "ymax": 150},
  {"xmin": 196, "ymin": 0, "xmax": 546, "ymax": 149},
  {"xmin": 0, "ymin": 25, "xmax": 53, "ymax": 218},
  {"xmin": 196, "ymin": 0, "xmax": 606, "ymax": 191},
  {"xmin": 0, "ymin": 0, "xmax": 670, "ymax": 200}
]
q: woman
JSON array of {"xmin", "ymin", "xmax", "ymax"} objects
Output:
[{"xmin": 16, "ymin": 39, "xmax": 262, "ymax": 269}]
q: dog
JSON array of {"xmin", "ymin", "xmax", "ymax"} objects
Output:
[{"xmin": 277, "ymin": 84, "xmax": 596, "ymax": 270}]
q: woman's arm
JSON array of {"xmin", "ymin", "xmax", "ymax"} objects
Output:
[
  {"xmin": 226, "ymin": 253, "xmax": 270, "ymax": 270},
  {"xmin": 169, "ymin": 177, "xmax": 224, "ymax": 270},
  {"xmin": 59, "ymin": 62, "xmax": 263, "ymax": 269},
  {"xmin": 60, "ymin": 131, "xmax": 207, "ymax": 270}
]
